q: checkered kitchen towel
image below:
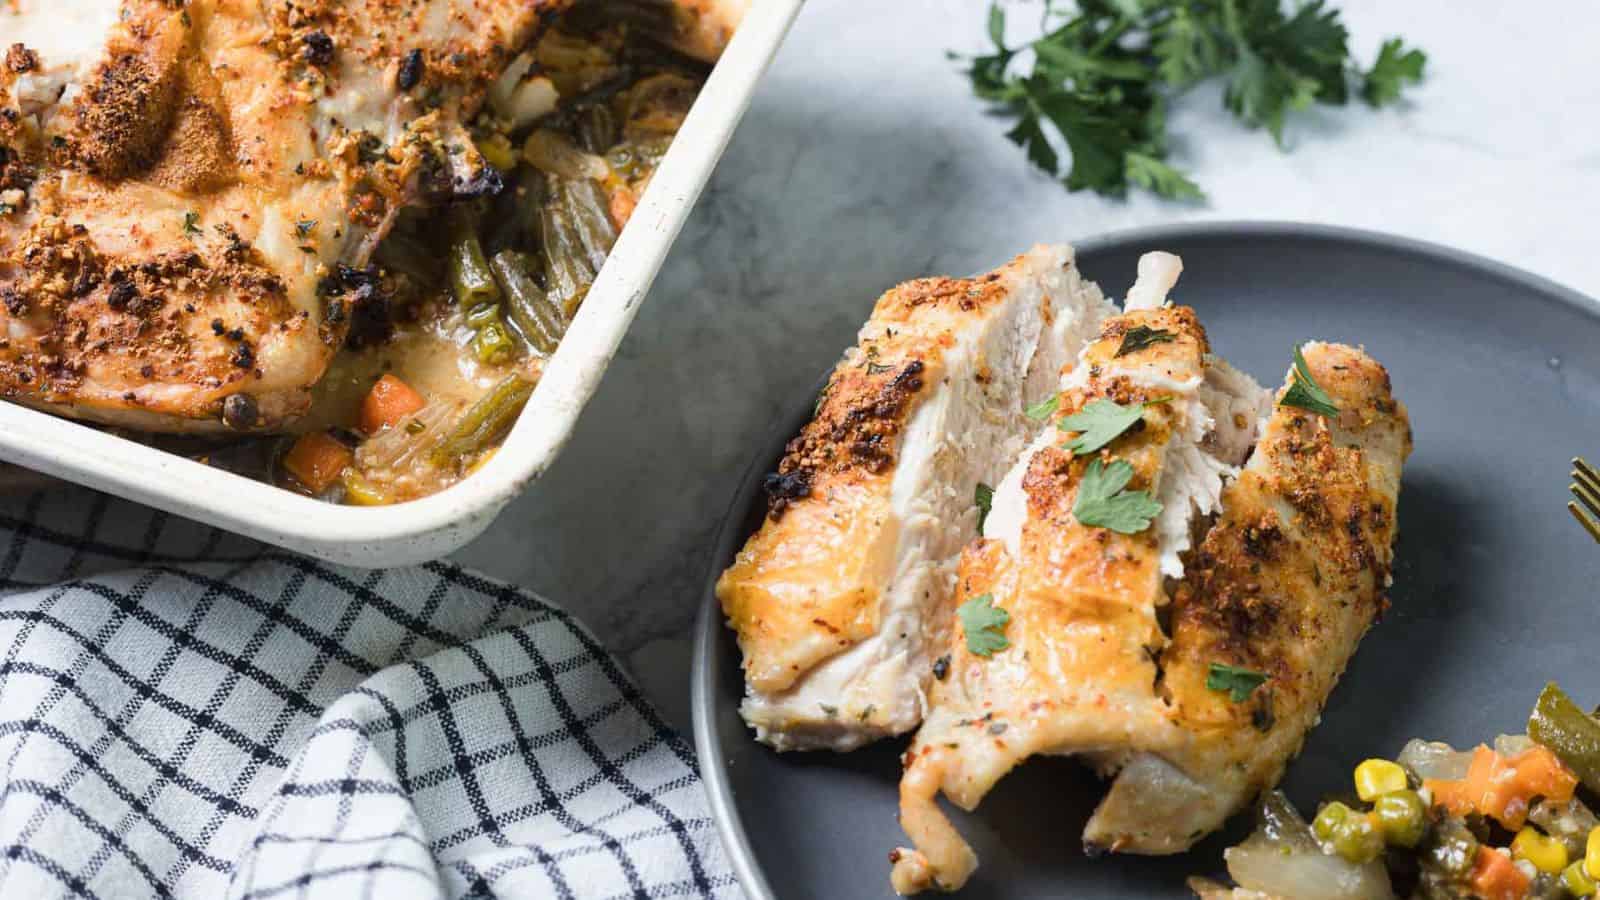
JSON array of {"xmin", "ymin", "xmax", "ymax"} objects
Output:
[{"xmin": 0, "ymin": 488, "xmax": 736, "ymax": 899}]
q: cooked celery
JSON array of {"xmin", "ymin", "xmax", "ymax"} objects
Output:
[
  {"xmin": 1529, "ymin": 682, "xmax": 1600, "ymax": 794},
  {"xmin": 430, "ymin": 375, "xmax": 534, "ymax": 467},
  {"xmin": 575, "ymin": 104, "xmax": 619, "ymax": 154},
  {"xmin": 540, "ymin": 201, "xmax": 595, "ymax": 318},
  {"xmin": 448, "ymin": 214, "xmax": 502, "ymax": 309},
  {"xmin": 464, "ymin": 301, "xmax": 501, "ymax": 329},
  {"xmin": 523, "ymin": 129, "xmax": 610, "ymax": 180},
  {"xmin": 490, "ymin": 250, "xmax": 563, "ymax": 355},
  {"xmin": 561, "ymin": 178, "xmax": 618, "ymax": 270},
  {"xmin": 472, "ymin": 320, "xmax": 515, "ymax": 364}
]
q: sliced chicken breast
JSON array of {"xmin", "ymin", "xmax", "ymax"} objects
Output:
[
  {"xmin": 716, "ymin": 245, "xmax": 1113, "ymax": 751},
  {"xmin": 1084, "ymin": 342, "xmax": 1411, "ymax": 854},
  {"xmin": 891, "ymin": 257, "xmax": 1272, "ymax": 894}
]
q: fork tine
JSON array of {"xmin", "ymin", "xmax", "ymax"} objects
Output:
[
  {"xmin": 1576, "ymin": 457, "xmax": 1600, "ymax": 495},
  {"xmin": 1570, "ymin": 501, "xmax": 1600, "ymax": 543},
  {"xmin": 1575, "ymin": 478, "xmax": 1600, "ymax": 518}
]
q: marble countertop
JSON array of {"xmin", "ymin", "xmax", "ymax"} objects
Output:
[{"xmin": 451, "ymin": 0, "xmax": 1600, "ymax": 732}]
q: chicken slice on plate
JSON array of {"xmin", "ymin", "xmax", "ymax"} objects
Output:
[
  {"xmin": 891, "ymin": 254, "xmax": 1274, "ymax": 894},
  {"xmin": 717, "ymin": 245, "xmax": 1114, "ymax": 751},
  {"xmin": 1084, "ymin": 341, "xmax": 1411, "ymax": 855}
]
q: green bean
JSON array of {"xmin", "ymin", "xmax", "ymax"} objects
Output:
[
  {"xmin": 490, "ymin": 250, "xmax": 563, "ymax": 355},
  {"xmin": 1530, "ymin": 682, "xmax": 1600, "ymax": 794},
  {"xmin": 575, "ymin": 104, "xmax": 619, "ymax": 154},
  {"xmin": 539, "ymin": 200, "xmax": 595, "ymax": 319},
  {"xmin": 464, "ymin": 301, "xmax": 501, "ymax": 329},
  {"xmin": 472, "ymin": 319, "xmax": 515, "ymax": 364},
  {"xmin": 449, "ymin": 213, "xmax": 501, "ymax": 309},
  {"xmin": 430, "ymin": 374, "xmax": 534, "ymax": 467}
]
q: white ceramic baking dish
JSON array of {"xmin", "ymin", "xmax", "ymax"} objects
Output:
[{"xmin": 0, "ymin": 0, "xmax": 804, "ymax": 568}]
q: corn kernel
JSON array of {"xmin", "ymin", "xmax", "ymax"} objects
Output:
[
  {"xmin": 1354, "ymin": 759, "xmax": 1408, "ymax": 802},
  {"xmin": 1586, "ymin": 826, "xmax": 1600, "ymax": 879},
  {"xmin": 1566, "ymin": 860, "xmax": 1599, "ymax": 897},
  {"xmin": 1512, "ymin": 826, "xmax": 1568, "ymax": 874}
]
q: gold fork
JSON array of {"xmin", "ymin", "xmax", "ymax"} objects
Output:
[{"xmin": 1572, "ymin": 457, "xmax": 1600, "ymax": 544}]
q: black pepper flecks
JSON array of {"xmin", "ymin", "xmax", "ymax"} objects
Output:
[
  {"xmin": 302, "ymin": 31, "xmax": 335, "ymax": 66},
  {"xmin": 397, "ymin": 49, "xmax": 424, "ymax": 91},
  {"xmin": 221, "ymin": 392, "xmax": 258, "ymax": 429},
  {"xmin": 932, "ymin": 655, "xmax": 950, "ymax": 680}
]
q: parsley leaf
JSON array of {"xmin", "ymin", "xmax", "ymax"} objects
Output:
[
  {"xmin": 183, "ymin": 212, "xmax": 202, "ymax": 236},
  {"xmin": 958, "ymin": 593, "xmax": 1010, "ymax": 657},
  {"xmin": 958, "ymin": 1, "xmax": 1424, "ymax": 198},
  {"xmin": 1363, "ymin": 38, "xmax": 1426, "ymax": 107},
  {"xmin": 295, "ymin": 219, "xmax": 318, "ymax": 238},
  {"xmin": 1057, "ymin": 397, "xmax": 1164, "ymax": 455},
  {"xmin": 1072, "ymin": 458, "xmax": 1163, "ymax": 534},
  {"xmin": 1115, "ymin": 325, "xmax": 1177, "ymax": 357},
  {"xmin": 975, "ymin": 482, "xmax": 994, "ymax": 531},
  {"xmin": 1279, "ymin": 344, "xmax": 1339, "ymax": 417},
  {"xmin": 1206, "ymin": 662, "xmax": 1269, "ymax": 702},
  {"xmin": 1025, "ymin": 395, "xmax": 1059, "ymax": 421}
]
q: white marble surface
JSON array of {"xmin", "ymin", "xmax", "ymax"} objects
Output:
[{"xmin": 451, "ymin": 0, "xmax": 1600, "ymax": 732}]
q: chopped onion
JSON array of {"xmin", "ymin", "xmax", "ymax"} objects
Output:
[
  {"xmin": 1397, "ymin": 739, "xmax": 1473, "ymax": 781},
  {"xmin": 1224, "ymin": 792, "xmax": 1395, "ymax": 900},
  {"xmin": 522, "ymin": 130, "xmax": 610, "ymax": 181}
]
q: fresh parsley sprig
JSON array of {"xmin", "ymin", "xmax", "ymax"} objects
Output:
[
  {"xmin": 1057, "ymin": 397, "xmax": 1167, "ymax": 456},
  {"xmin": 1279, "ymin": 343, "xmax": 1339, "ymax": 417},
  {"xmin": 959, "ymin": 1, "xmax": 1426, "ymax": 200},
  {"xmin": 958, "ymin": 593, "xmax": 1011, "ymax": 657},
  {"xmin": 1207, "ymin": 662, "xmax": 1269, "ymax": 702},
  {"xmin": 975, "ymin": 482, "xmax": 995, "ymax": 531},
  {"xmin": 1072, "ymin": 457, "xmax": 1163, "ymax": 533}
]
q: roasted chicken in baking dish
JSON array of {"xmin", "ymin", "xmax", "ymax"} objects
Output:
[
  {"xmin": 888, "ymin": 259, "xmax": 1409, "ymax": 893},
  {"xmin": 717, "ymin": 245, "xmax": 1114, "ymax": 751},
  {"xmin": 0, "ymin": 0, "xmax": 736, "ymax": 502}
]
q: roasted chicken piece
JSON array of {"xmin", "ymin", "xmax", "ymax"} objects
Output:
[
  {"xmin": 717, "ymin": 246, "xmax": 1114, "ymax": 751},
  {"xmin": 0, "ymin": 0, "xmax": 553, "ymax": 431},
  {"xmin": 1085, "ymin": 341, "xmax": 1411, "ymax": 854},
  {"xmin": 891, "ymin": 258, "xmax": 1271, "ymax": 893}
]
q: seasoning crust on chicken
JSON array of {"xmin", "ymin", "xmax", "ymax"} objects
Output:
[
  {"xmin": 0, "ymin": 0, "xmax": 556, "ymax": 432},
  {"xmin": 717, "ymin": 246, "xmax": 1114, "ymax": 751},
  {"xmin": 1084, "ymin": 342, "xmax": 1412, "ymax": 855}
]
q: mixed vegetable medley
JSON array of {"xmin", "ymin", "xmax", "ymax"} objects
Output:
[
  {"xmin": 256, "ymin": 1, "xmax": 712, "ymax": 504},
  {"xmin": 1194, "ymin": 684, "xmax": 1600, "ymax": 900}
]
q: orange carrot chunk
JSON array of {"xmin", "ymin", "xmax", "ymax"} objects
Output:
[
  {"xmin": 360, "ymin": 374, "xmax": 426, "ymax": 434},
  {"xmin": 1426, "ymin": 744, "xmax": 1578, "ymax": 830},
  {"xmin": 1469, "ymin": 845, "xmax": 1531, "ymax": 900},
  {"xmin": 283, "ymin": 432, "xmax": 354, "ymax": 494}
]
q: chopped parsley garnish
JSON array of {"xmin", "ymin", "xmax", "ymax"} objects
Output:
[
  {"xmin": 183, "ymin": 212, "xmax": 201, "ymax": 236},
  {"xmin": 295, "ymin": 219, "xmax": 318, "ymax": 238},
  {"xmin": 1207, "ymin": 662, "xmax": 1270, "ymax": 702},
  {"xmin": 958, "ymin": 593, "xmax": 1010, "ymax": 657},
  {"xmin": 1025, "ymin": 395, "xmax": 1058, "ymax": 421},
  {"xmin": 1072, "ymin": 458, "xmax": 1162, "ymax": 534},
  {"xmin": 956, "ymin": 1, "xmax": 1426, "ymax": 199},
  {"xmin": 0, "ymin": 203, "xmax": 14, "ymax": 217},
  {"xmin": 1057, "ymin": 397, "xmax": 1166, "ymax": 456},
  {"xmin": 975, "ymin": 482, "xmax": 994, "ymax": 531},
  {"xmin": 1279, "ymin": 344, "xmax": 1339, "ymax": 417},
  {"xmin": 865, "ymin": 362, "xmax": 893, "ymax": 375},
  {"xmin": 1115, "ymin": 325, "xmax": 1176, "ymax": 357}
]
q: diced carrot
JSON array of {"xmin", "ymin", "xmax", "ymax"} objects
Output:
[
  {"xmin": 1469, "ymin": 846, "xmax": 1531, "ymax": 900},
  {"xmin": 283, "ymin": 431, "xmax": 354, "ymax": 494},
  {"xmin": 608, "ymin": 186, "xmax": 637, "ymax": 231},
  {"xmin": 1426, "ymin": 744, "xmax": 1578, "ymax": 830},
  {"xmin": 360, "ymin": 374, "xmax": 425, "ymax": 434}
]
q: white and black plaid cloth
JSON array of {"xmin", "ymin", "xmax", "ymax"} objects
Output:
[{"xmin": 0, "ymin": 489, "xmax": 736, "ymax": 899}]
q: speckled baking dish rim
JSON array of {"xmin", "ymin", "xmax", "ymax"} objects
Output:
[{"xmin": 0, "ymin": 0, "xmax": 805, "ymax": 568}]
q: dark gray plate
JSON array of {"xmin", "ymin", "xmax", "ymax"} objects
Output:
[{"xmin": 691, "ymin": 222, "xmax": 1600, "ymax": 900}]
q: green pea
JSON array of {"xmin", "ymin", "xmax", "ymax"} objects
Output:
[
  {"xmin": 1313, "ymin": 801, "xmax": 1352, "ymax": 842},
  {"xmin": 1374, "ymin": 790, "xmax": 1426, "ymax": 847},
  {"xmin": 1331, "ymin": 813, "xmax": 1384, "ymax": 864}
]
